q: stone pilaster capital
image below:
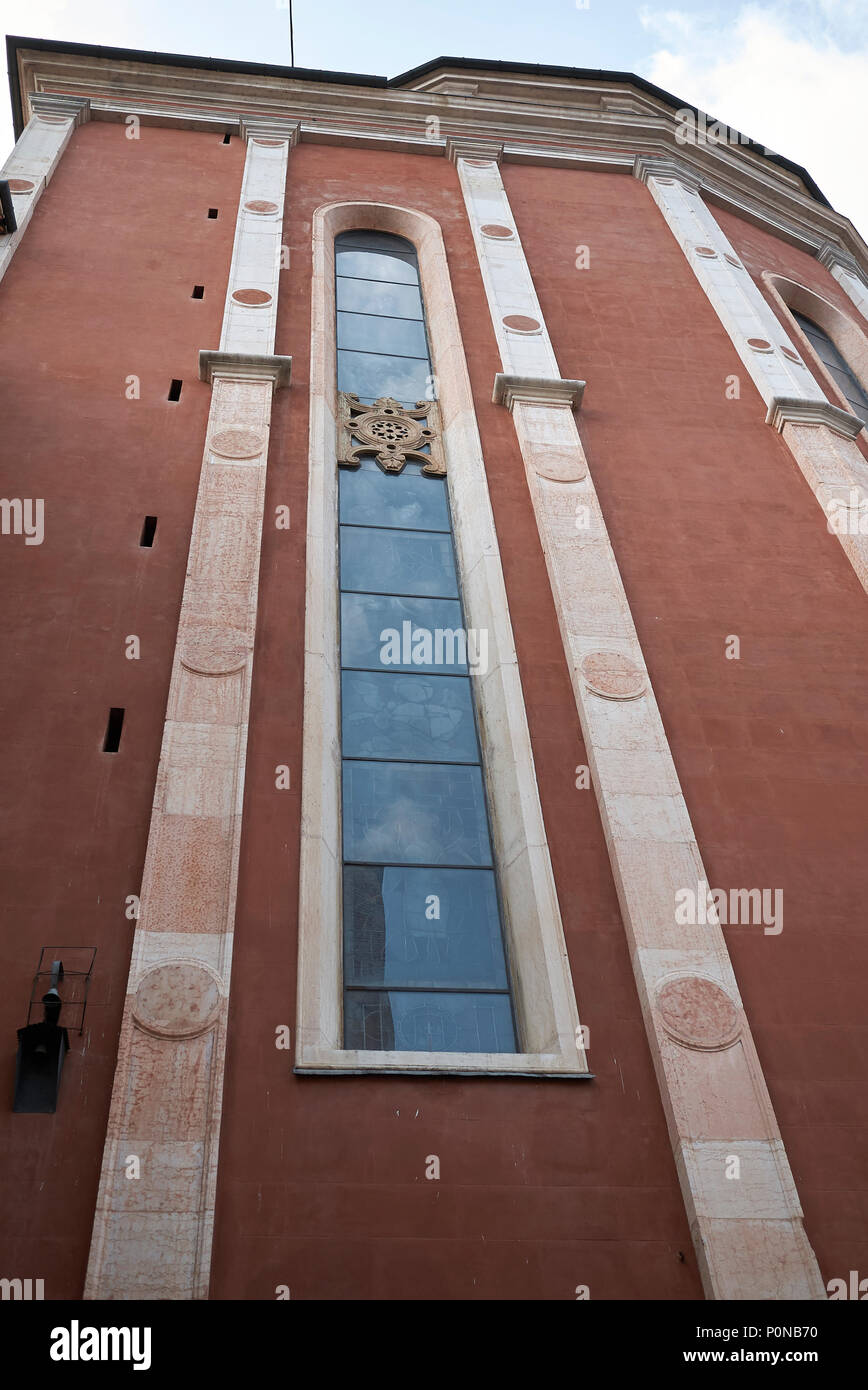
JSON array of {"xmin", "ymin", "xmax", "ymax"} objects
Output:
[
  {"xmin": 633, "ymin": 153, "xmax": 701, "ymax": 193},
  {"xmin": 766, "ymin": 395, "xmax": 865, "ymax": 439},
  {"xmin": 28, "ymin": 93, "xmax": 91, "ymax": 126},
  {"xmin": 447, "ymin": 137, "xmax": 504, "ymax": 165},
  {"xmin": 492, "ymin": 373, "xmax": 585, "ymax": 411},
  {"xmin": 239, "ymin": 116, "xmax": 300, "ymax": 146},
  {"xmin": 816, "ymin": 240, "xmax": 866, "ymax": 284},
  {"xmin": 198, "ymin": 350, "xmax": 293, "ymax": 390}
]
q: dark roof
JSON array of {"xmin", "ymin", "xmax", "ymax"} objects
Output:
[{"xmin": 5, "ymin": 34, "xmax": 831, "ymax": 207}]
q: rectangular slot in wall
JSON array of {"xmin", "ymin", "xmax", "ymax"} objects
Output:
[
  {"xmin": 191, "ymin": 285, "xmax": 205, "ymax": 299},
  {"xmin": 103, "ymin": 708, "xmax": 125, "ymax": 753},
  {"xmin": 207, "ymin": 208, "xmax": 218, "ymax": 219},
  {"xmin": 222, "ymin": 133, "xmax": 231, "ymax": 145},
  {"xmin": 139, "ymin": 516, "xmax": 157, "ymax": 548},
  {"xmin": 168, "ymin": 379, "xmax": 182, "ymax": 402}
]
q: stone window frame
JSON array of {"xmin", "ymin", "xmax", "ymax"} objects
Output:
[
  {"xmin": 295, "ymin": 199, "xmax": 589, "ymax": 1077},
  {"xmin": 763, "ymin": 272, "xmax": 868, "ymax": 436}
]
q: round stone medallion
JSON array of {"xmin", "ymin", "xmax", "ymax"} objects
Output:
[
  {"xmin": 253, "ymin": 138, "xmax": 284, "ymax": 146},
  {"xmin": 231, "ymin": 287, "xmax": 272, "ymax": 307},
  {"xmin": 465, "ymin": 159, "xmax": 494, "ymax": 167},
  {"xmin": 534, "ymin": 450, "xmax": 586, "ymax": 484},
  {"xmin": 780, "ymin": 345, "xmax": 802, "ymax": 363},
  {"xmin": 502, "ymin": 314, "xmax": 541, "ymax": 333},
  {"xmin": 133, "ymin": 962, "xmax": 221, "ymax": 1039},
  {"xmin": 180, "ymin": 623, "xmax": 250, "ymax": 676},
  {"xmin": 724, "ymin": 253, "xmax": 741, "ymax": 267},
  {"xmin": 581, "ymin": 651, "xmax": 646, "ymax": 700},
  {"xmin": 656, "ymin": 975, "xmax": 741, "ymax": 1051},
  {"xmin": 244, "ymin": 199, "xmax": 279, "ymax": 214},
  {"xmin": 747, "ymin": 337, "xmax": 773, "ymax": 352},
  {"xmin": 210, "ymin": 427, "xmax": 265, "ymax": 459},
  {"xmin": 7, "ymin": 178, "xmax": 34, "ymax": 193},
  {"xmin": 481, "ymin": 223, "xmax": 514, "ymax": 239},
  {"xmin": 695, "ymin": 246, "xmax": 717, "ymax": 258},
  {"xmin": 37, "ymin": 115, "xmax": 69, "ymax": 124}
]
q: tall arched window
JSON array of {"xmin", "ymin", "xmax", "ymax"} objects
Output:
[
  {"xmin": 297, "ymin": 201, "xmax": 586, "ymax": 1079},
  {"xmin": 335, "ymin": 230, "xmax": 517, "ymax": 1054},
  {"xmin": 791, "ymin": 310, "xmax": 868, "ymax": 421}
]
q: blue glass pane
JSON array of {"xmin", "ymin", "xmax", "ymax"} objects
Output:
[
  {"xmin": 342, "ymin": 761, "xmax": 492, "ymax": 866},
  {"xmin": 341, "ymin": 670, "xmax": 478, "ymax": 762},
  {"xmin": 343, "ymin": 866, "xmax": 507, "ymax": 988},
  {"xmin": 340, "ymin": 593, "xmax": 469, "ymax": 673},
  {"xmin": 336, "ymin": 276, "xmax": 423, "ymax": 320},
  {"xmin": 337, "ymin": 310, "xmax": 428, "ymax": 359},
  {"xmin": 336, "ymin": 249, "xmax": 419, "ymax": 284},
  {"xmin": 338, "ymin": 350, "xmax": 431, "ymax": 406},
  {"xmin": 339, "ymin": 465, "xmax": 450, "ymax": 532},
  {"xmin": 340, "ymin": 525, "xmax": 458, "ymax": 598},
  {"xmin": 336, "ymin": 230, "xmax": 416, "ymax": 255},
  {"xmin": 344, "ymin": 989, "xmax": 516, "ymax": 1053}
]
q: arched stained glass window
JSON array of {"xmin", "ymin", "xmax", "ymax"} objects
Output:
[
  {"xmin": 791, "ymin": 310, "xmax": 868, "ymax": 422},
  {"xmin": 335, "ymin": 229, "xmax": 517, "ymax": 1054}
]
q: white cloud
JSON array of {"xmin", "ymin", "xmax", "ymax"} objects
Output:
[{"xmin": 639, "ymin": 2, "xmax": 868, "ymax": 241}]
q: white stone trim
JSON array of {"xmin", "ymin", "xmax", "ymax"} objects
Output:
[
  {"xmin": 445, "ymin": 136, "xmax": 504, "ymax": 164},
  {"xmin": 460, "ymin": 156, "xmax": 825, "ymax": 1299},
  {"xmin": 456, "ymin": 159, "xmax": 561, "ymax": 381},
  {"xmin": 493, "ymin": 373, "xmax": 585, "ymax": 410},
  {"xmin": 818, "ymin": 243, "xmax": 868, "ymax": 322},
  {"xmin": 199, "ymin": 350, "xmax": 292, "ymax": 388},
  {"xmin": 766, "ymin": 397, "xmax": 864, "ymax": 438},
  {"xmin": 636, "ymin": 163, "xmax": 823, "ymax": 408},
  {"xmin": 84, "ymin": 131, "xmax": 293, "ymax": 1301},
  {"xmin": 762, "ymin": 272, "xmax": 868, "ymax": 432},
  {"xmin": 640, "ymin": 162, "xmax": 868, "ymax": 599},
  {"xmin": 0, "ymin": 99, "xmax": 89, "ymax": 286},
  {"xmin": 296, "ymin": 200, "xmax": 589, "ymax": 1079},
  {"xmin": 219, "ymin": 137, "xmax": 289, "ymax": 356}
]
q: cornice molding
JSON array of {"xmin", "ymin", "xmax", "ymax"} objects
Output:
[
  {"xmin": 492, "ymin": 373, "xmax": 585, "ymax": 410},
  {"xmin": 766, "ymin": 395, "xmax": 865, "ymax": 439},
  {"xmin": 198, "ymin": 350, "xmax": 293, "ymax": 389},
  {"xmin": 10, "ymin": 45, "xmax": 868, "ymax": 279},
  {"xmin": 301, "ymin": 123, "xmax": 443, "ymax": 155}
]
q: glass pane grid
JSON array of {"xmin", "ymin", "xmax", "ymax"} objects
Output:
[{"xmin": 335, "ymin": 230, "xmax": 516, "ymax": 1055}]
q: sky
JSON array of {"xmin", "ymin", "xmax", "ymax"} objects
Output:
[{"xmin": 2, "ymin": 0, "xmax": 867, "ymax": 238}]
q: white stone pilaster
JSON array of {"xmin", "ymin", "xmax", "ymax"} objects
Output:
[
  {"xmin": 84, "ymin": 132, "xmax": 292, "ymax": 1300},
  {"xmin": 459, "ymin": 155, "xmax": 825, "ymax": 1300},
  {"xmin": 0, "ymin": 95, "xmax": 90, "ymax": 286}
]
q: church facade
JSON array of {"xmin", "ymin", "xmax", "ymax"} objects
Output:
[{"xmin": 2, "ymin": 34, "xmax": 868, "ymax": 1301}]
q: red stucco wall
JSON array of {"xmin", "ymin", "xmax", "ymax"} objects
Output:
[
  {"xmin": 502, "ymin": 163, "xmax": 868, "ymax": 1292},
  {"xmin": 0, "ymin": 118, "xmax": 243, "ymax": 1296},
  {"xmin": 3, "ymin": 124, "xmax": 866, "ymax": 1301},
  {"xmin": 209, "ymin": 145, "xmax": 702, "ymax": 1300}
]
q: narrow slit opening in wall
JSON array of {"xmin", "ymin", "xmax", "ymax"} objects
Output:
[
  {"xmin": 222, "ymin": 133, "xmax": 231, "ymax": 145},
  {"xmin": 139, "ymin": 516, "xmax": 157, "ymax": 548},
  {"xmin": 103, "ymin": 708, "xmax": 125, "ymax": 753},
  {"xmin": 207, "ymin": 208, "xmax": 218, "ymax": 219},
  {"xmin": 191, "ymin": 285, "xmax": 205, "ymax": 299},
  {"xmin": 167, "ymin": 379, "xmax": 182, "ymax": 402}
]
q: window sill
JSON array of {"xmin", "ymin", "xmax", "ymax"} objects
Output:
[{"xmin": 294, "ymin": 1046, "xmax": 593, "ymax": 1078}]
